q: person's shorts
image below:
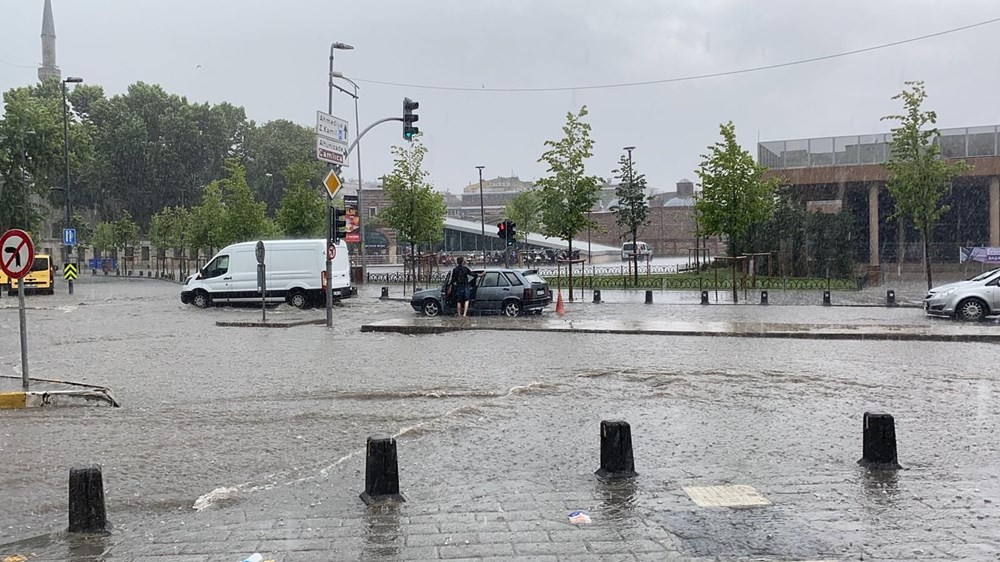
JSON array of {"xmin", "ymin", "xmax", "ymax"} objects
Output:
[{"xmin": 456, "ymin": 286, "xmax": 472, "ymax": 301}]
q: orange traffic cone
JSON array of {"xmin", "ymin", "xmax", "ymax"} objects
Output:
[{"xmin": 555, "ymin": 291, "xmax": 565, "ymax": 316}]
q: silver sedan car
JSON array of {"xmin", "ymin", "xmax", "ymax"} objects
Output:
[{"xmin": 924, "ymin": 268, "xmax": 1000, "ymax": 321}]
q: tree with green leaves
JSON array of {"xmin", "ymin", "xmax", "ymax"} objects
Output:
[
  {"xmin": 696, "ymin": 121, "xmax": 777, "ymax": 303},
  {"xmin": 378, "ymin": 139, "xmax": 446, "ymax": 292},
  {"xmin": 504, "ymin": 189, "xmax": 542, "ymax": 251},
  {"xmin": 244, "ymin": 120, "xmax": 321, "ymax": 213},
  {"xmin": 91, "ymin": 222, "xmax": 114, "ymax": 258},
  {"xmin": 113, "ymin": 211, "xmax": 140, "ymax": 273},
  {"xmin": 187, "ymin": 183, "xmax": 227, "ymax": 257},
  {"xmin": 217, "ymin": 159, "xmax": 275, "ymax": 244},
  {"xmin": 536, "ymin": 106, "xmax": 602, "ymax": 300},
  {"xmin": 611, "ymin": 151, "xmax": 650, "ymax": 285},
  {"xmin": 150, "ymin": 205, "xmax": 192, "ymax": 275},
  {"xmin": 882, "ymin": 81, "xmax": 971, "ymax": 290},
  {"xmin": 276, "ymin": 161, "xmax": 325, "ymax": 237}
]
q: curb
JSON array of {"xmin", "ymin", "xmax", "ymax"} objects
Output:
[
  {"xmin": 0, "ymin": 390, "xmax": 119, "ymax": 409},
  {"xmin": 215, "ymin": 319, "xmax": 326, "ymax": 328}
]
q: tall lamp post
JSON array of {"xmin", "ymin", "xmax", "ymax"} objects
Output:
[
  {"xmin": 623, "ymin": 145, "xmax": 637, "ymax": 285},
  {"xmin": 62, "ymin": 76, "xmax": 83, "ymax": 295},
  {"xmin": 476, "ymin": 165, "xmax": 486, "ymax": 264},
  {"xmin": 325, "ymin": 42, "xmax": 353, "ymax": 328}
]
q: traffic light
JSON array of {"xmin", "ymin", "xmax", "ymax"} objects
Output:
[
  {"xmin": 497, "ymin": 222, "xmax": 506, "ymax": 239},
  {"xmin": 506, "ymin": 220, "xmax": 517, "ymax": 245},
  {"xmin": 403, "ymin": 97, "xmax": 419, "ymax": 141},
  {"xmin": 332, "ymin": 207, "xmax": 347, "ymax": 243}
]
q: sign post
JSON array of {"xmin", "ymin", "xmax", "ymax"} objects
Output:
[
  {"xmin": 256, "ymin": 241, "xmax": 266, "ymax": 322},
  {"xmin": 1, "ymin": 229, "xmax": 35, "ymax": 391}
]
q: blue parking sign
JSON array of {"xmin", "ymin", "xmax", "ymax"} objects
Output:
[{"xmin": 63, "ymin": 228, "xmax": 76, "ymax": 246}]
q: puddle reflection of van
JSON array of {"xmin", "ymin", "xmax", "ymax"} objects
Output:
[
  {"xmin": 7, "ymin": 254, "xmax": 55, "ymax": 295},
  {"xmin": 621, "ymin": 242, "xmax": 652, "ymax": 261}
]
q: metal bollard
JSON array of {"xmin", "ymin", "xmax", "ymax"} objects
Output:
[
  {"xmin": 593, "ymin": 289, "xmax": 602, "ymax": 303},
  {"xmin": 700, "ymin": 290, "xmax": 709, "ymax": 305},
  {"xmin": 760, "ymin": 290, "xmax": 769, "ymax": 305},
  {"xmin": 68, "ymin": 465, "xmax": 108, "ymax": 533},
  {"xmin": 596, "ymin": 420, "xmax": 637, "ymax": 479},
  {"xmin": 886, "ymin": 290, "xmax": 896, "ymax": 307},
  {"xmin": 360, "ymin": 434, "xmax": 406, "ymax": 505},
  {"xmin": 380, "ymin": 287, "xmax": 389, "ymax": 299},
  {"xmin": 823, "ymin": 291, "xmax": 831, "ymax": 306},
  {"xmin": 644, "ymin": 290, "xmax": 653, "ymax": 304},
  {"xmin": 858, "ymin": 412, "xmax": 901, "ymax": 469}
]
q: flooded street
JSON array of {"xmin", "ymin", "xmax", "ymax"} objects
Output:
[{"xmin": 2, "ymin": 277, "xmax": 998, "ymax": 560}]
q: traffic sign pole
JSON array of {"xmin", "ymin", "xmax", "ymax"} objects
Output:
[
  {"xmin": 2, "ymin": 229, "xmax": 34, "ymax": 392},
  {"xmin": 18, "ymin": 281, "xmax": 28, "ymax": 391}
]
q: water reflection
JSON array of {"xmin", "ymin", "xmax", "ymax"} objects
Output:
[
  {"xmin": 596, "ymin": 476, "xmax": 639, "ymax": 525},
  {"xmin": 360, "ymin": 504, "xmax": 402, "ymax": 561},
  {"xmin": 860, "ymin": 467, "xmax": 900, "ymax": 506}
]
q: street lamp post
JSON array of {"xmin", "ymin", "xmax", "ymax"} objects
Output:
[
  {"xmin": 63, "ymin": 77, "xmax": 83, "ymax": 295},
  {"xmin": 623, "ymin": 145, "xmax": 637, "ymax": 285},
  {"xmin": 325, "ymin": 42, "xmax": 353, "ymax": 328},
  {"xmin": 476, "ymin": 166, "xmax": 486, "ymax": 264}
]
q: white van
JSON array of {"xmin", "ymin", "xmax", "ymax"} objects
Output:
[
  {"xmin": 621, "ymin": 241, "xmax": 652, "ymax": 261},
  {"xmin": 181, "ymin": 239, "xmax": 351, "ymax": 309}
]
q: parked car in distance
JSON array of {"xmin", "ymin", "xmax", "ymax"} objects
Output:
[
  {"xmin": 924, "ymin": 268, "xmax": 1000, "ymax": 321},
  {"xmin": 410, "ymin": 268, "xmax": 551, "ymax": 317},
  {"xmin": 7, "ymin": 254, "xmax": 55, "ymax": 295},
  {"xmin": 621, "ymin": 241, "xmax": 652, "ymax": 261}
]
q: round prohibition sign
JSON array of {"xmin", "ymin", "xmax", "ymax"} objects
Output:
[
  {"xmin": 0, "ymin": 229, "xmax": 35, "ymax": 279},
  {"xmin": 327, "ymin": 245, "xmax": 337, "ymax": 260}
]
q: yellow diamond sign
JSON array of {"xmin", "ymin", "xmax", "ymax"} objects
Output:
[{"xmin": 323, "ymin": 170, "xmax": 342, "ymax": 199}]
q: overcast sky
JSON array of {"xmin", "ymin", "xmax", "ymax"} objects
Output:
[{"xmin": 2, "ymin": 0, "xmax": 998, "ymax": 193}]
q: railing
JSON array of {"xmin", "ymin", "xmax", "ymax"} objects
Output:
[{"xmin": 759, "ymin": 125, "xmax": 1000, "ymax": 169}]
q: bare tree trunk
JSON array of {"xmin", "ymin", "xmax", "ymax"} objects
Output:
[
  {"xmin": 632, "ymin": 229, "xmax": 639, "ymax": 286},
  {"xmin": 568, "ymin": 239, "xmax": 574, "ymax": 301},
  {"xmin": 730, "ymin": 240, "xmax": 739, "ymax": 304}
]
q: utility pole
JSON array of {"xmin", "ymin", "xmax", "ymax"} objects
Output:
[
  {"xmin": 477, "ymin": 166, "xmax": 486, "ymax": 265},
  {"xmin": 326, "ymin": 42, "xmax": 353, "ymax": 328}
]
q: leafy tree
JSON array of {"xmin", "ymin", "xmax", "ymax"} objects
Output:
[
  {"xmin": 882, "ymin": 81, "xmax": 971, "ymax": 290},
  {"xmin": 112, "ymin": 211, "xmax": 140, "ymax": 271},
  {"xmin": 276, "ymin": 161, "xmax": 325, "ymax": 237},
  {"xmin": 187, "ymin": 183, "xmax": 227, "ymax": 256},
  {"xmin": 91, "ymin": 222, "xmax": 114, "ymax": 256},
  {"xmin": 243, "ymin": 120, "xmax": 320, "ymax": 213},
  {"xmin": 536, "ymin": 106, "xmax": 602, "ymax": 299},
  {"xmin": 378, "ymin": 139, "xmax": 446, "ymax": 292},
  {"xmin": 696, "ymin": 121, "xmax": 777, "ymax": 303},
  {"xmin": 610, "ymin": 151, "xmax": 650, "ymax": 284},
  {"xmin": 504, "ymin": 190, "xmax": 541, "ymax": 247},
  {"xmin": 150, "ymin": 205, "xmax": 191, "ymax": 273},
  {"xmin": 217, "ymin": 159, "xmax": 275, "ymax": 244}
]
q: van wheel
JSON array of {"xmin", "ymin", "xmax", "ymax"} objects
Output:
[
  {"xmin": 422, "ymin": 298, "xmax": 441, "ymax": 317},
  {"xmin": 502, "ymin": 299, "xmax": 522, "ymax": 317},
  {"xmin": 192, "ymin": 291, "xmax": 211, "ymax": 309},
  {"xmin": 288, "ymin": 290, "xmax": 310, "ymax": 309}
]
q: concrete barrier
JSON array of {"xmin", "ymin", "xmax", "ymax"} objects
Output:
[{"xmin": 0, "ymin": 389, "xmax": 119, "ymax": 409}]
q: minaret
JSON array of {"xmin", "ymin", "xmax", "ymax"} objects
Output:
[{"xmin": 38, "ymin": 0, "xmax": 61, "ymax": 82}]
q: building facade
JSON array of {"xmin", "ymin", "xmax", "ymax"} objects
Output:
[{"xmin": 760, "ymin": 126, "xmax": 1000, "ymax": 282}]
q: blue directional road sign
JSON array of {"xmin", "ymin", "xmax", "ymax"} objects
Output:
[{"xmin": 63, "ymin": 228, "xmax": 76, "ymax": 246}]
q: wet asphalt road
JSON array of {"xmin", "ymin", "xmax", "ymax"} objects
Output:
[{"xmin": 1, "ymin": 276, "xmax": 998, "ymax": 560}]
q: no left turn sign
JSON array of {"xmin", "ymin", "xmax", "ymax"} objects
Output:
[{"xmin": 0, "ymin": 229, "xmax": 35, "ymax": 279}]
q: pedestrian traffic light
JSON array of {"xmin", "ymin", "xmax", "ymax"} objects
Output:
[
  {"xmin": 497, "ymin": 222, "xmax": 506, "ymax": 239},
  {"xmin": 506, "ymin": 220, "xmax": 517, "ymax": 244},
  {"xmin": 332, "ymin": 207, "xmax": 347, "ymax": 242},
  {"xmin": 403, "ymin": 97, "xmax": 419, "ymax": 141}
]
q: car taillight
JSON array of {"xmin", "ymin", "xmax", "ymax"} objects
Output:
[{"xmin": 523, "ymin": 288, "xmax": 532, "ymax": 300}]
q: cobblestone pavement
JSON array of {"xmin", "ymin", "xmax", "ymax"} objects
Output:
[{"xmin": 2, "ymin": 277, "xmax": 998, "ymax": 561}]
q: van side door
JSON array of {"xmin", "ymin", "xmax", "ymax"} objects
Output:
[{"xmin": 200, "ymin": 255, "xmax": 232, "ymax": 302}]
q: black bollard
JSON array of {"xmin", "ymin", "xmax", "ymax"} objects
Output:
[
  {"xmin": 380, "ymin": 287, "xmax": 389, "ymax": 299},
  {"xmin": 858, "ymin": 412, "xmax": 901, "ymax": 469},
  {"xmin": 700, "ymin": 290, "xmax": 709, "ymax": 305},
  {"xmin": 823, "ymin": 291, "xmax": 831, "ymax": 306},
  {"xmin": 886, "ymin": 290, "xmax": 896, "ymax": 307},
  {"xmin": 644, "ymin": 290, "xmax": 653, "ymax": 304},
  {"xmin": 91, "ymin": 268, "xmax": 96, "ymax": 276},
  {"xmin": 595, "ymin": 420, "xmax": 637, "ymax": 479},
  {"xmin": 593, "ymin": 289, "xmax": 602, "ymax": 303},
  {"xmin": 360, "ymin": 434, "xmax": 406, "ymax": 505},
  {"xmin": 760, "ymin": 290, "xmax": 769, "ymax": 305},
  {"xmin": 68, "ymin": 465, "xmax": 108, "ymax": 533}
]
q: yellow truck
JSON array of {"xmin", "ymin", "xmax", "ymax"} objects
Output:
[{"xmin": 7, "ymin": 254, "xmax": 55, "ymax": 296}]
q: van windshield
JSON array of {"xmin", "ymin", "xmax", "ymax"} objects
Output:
[
  {"xmin": 31, "ymin": 257, "xmax": 49, "ymax": 271},
  {"xmin": 623, "ymin": 243, "xmax": 635, "ymax": 251}
]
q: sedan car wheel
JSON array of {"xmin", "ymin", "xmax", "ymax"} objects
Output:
[
  {"xmin": 423, "ymin": 298, "xmax": 441, "ymax": 317},
  {"xmin": 502, "ymin": 299, "xmax": 522, "ymax": 317},
  {"xmin": 957, "ymin": 298, "xmax": 987, "ymax": 322}
]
